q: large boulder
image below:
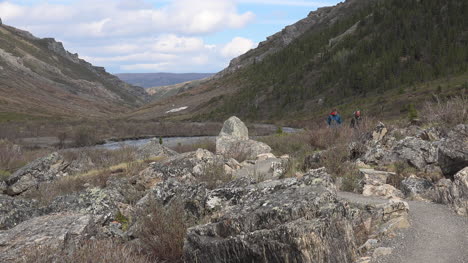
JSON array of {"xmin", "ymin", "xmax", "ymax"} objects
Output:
[
  {"xmin": 216, "ymin": 116, "xmax": 271, "ymax": 160},
  {"xmin": 390, "ymin": 137, "xmax": 438, "ymax": 170},
  {"xmin": 434, "ymin": 167, "xmax": 468, "ymax": 216},
  {"xmin": 0, "ymin": 213, "xmax": 98, "ymax": 262},
  {"xmin": 5, "ymin": 152, "xmax": 69, "ymax": 195},
  {"xmin": 437, "ymin": 124, "xmax": 468, "ymax": 176}
]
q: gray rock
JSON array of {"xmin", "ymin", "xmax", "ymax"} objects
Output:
[
  {"xmin": 216, "ymin": 116, "xmax": 271, "ymax": 160},
  {"xmin": 372, "ymin": 247, "xmax": 393, "ymax": 258},
  {"xmin": 183, "ymin": 169, "xmax": 355, "ymax": 263},
  {"xmin": 437, "ymin": 124, "xmax": 468, "ymax": 176},
  {"xmin": 0, "ymin": 213, "xmax": 98, "ymax": 262},
  {"xmin": 391, "ymin": 137, "xmax": 438, "ymax": 170},
  {"xmin": 434, "ymin": 167, "xmax": 468, "ymax": 216},
  {"xmin": 5, "ymin": 152, "xmax": 69, "ymax": 195},
  {"xmin": 135, "ymin": 138, "xmax": 178, "ymax": 160},
  {"xmin": 400, "ymin": 175, "xmax": 434, "ymax": 200},
  {"xmin": 219, "ymin": 116, "xmax": 249, "ymax": 140}
]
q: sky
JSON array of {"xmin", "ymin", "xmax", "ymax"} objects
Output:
[{"xmin": 0, "ymin": 0, "xmax": 341, "ymax": 73}]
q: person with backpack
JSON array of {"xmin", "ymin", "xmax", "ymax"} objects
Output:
[
  {"xmin": 327, "ymin": 108, "xmax": 342, "ymax": 127},
  {"xmin": 350, "ymin": 110, "xmax": 362, "ymax": 128}
]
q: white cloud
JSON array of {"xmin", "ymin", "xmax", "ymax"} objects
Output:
[
  {"xmin": 221, "ymin": 37, "xmax": 256, "ymax": 57},
  {"xmin": 0, "ymin": 0, "xmax": 255, "ymax": 38},
  {"xmin": 236, "ymin": 0, "xmax": 327, "ymax": 7}
]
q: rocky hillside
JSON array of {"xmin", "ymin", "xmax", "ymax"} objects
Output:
[
  {"xmin": 129, "ymin": 0, "xmax": 468, "ymax": 124},
  {"xmin": 0, "ymin": 22, "xmax": 149, "ymax": 120},
  {"xmin": 116, "ymin": 73, "xmax": 213, "ymax": 89},
  {"xmin": 0, "ymin": 116, "xmax": 466, "ymax": 262}
]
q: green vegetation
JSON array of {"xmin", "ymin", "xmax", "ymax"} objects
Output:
[{"xmin": 199, "ymin": 0, "xmax": 468, "ymax": 122}]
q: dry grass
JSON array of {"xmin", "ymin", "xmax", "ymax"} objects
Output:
[
  {"xmin": 421, "ymin": 96, "xmax": 467, "ymax": 129},
  {"xmin": 19, "ymin": 239, "xmax": 150, "ymax": 263},
  {"xmin": 170, "ymin": 139, "xmax": 216, "ymax": 153},
  {"xmin": 136, "ymin": 200, "xmax": 187, "ymax": 262}
]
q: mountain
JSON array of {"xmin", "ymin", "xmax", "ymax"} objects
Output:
[
  {"xmin": 0, "ymin": 22, "xmax": 149, "ymax": 120},
  {"xmin": 146, "ymin": 78, "xmax": 209, "ymax": 102},
  {"xmin": 116, "ymin": 73, "xmax": 214, "ymax": 88},
  {"xmin": 128, "ymin": 0, "xmax": 468, "ymax": 125}
]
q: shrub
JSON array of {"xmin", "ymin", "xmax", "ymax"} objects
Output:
[
  {"xmin": 72, "ymin": 127, "xmax": 100, "ymax": 147},
  {"xmin": 407, "ymin": 103, "xmax": 418, "ymax": 121},
  {"xmin": 421, "ymin": 96, "xmax": 467, "ymax": 128},
  {"xmin": 170, "ymin": 139, "xmax": 216, "ymax": 153},
  {"xmin": 136, "ymin": 200, "xmax": 187, "ymax": 262}
]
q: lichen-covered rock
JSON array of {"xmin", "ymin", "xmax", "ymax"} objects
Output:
[
  {"xmin": 5, "ymin": 152, "xmax": 69, "ymax": 195},
  {"xmin": 400, "ymin": 175, "xmax": 434, "ymax": 200},
  {"xmin": 139, "ymin": 148, "xmax": 221, "ymax": 181},
  {"xmin": 184, "ymin": 169, "xmax": 356, "ymax": 263},
  {"xmin": 135, "ymin": 138, "xmax": 178, "ymax": 160},
  {"xmin": 0, "ymin": 195, "xmax": 43, "ymax": 230},
  {"xmin": 362, "ymin": 184, "xmax": 404, "ymax": 199},
  {"xmin": 0, "ymin": 213, "xmax": 98, "ymax": 262},
  {"xmin": 434, "ymin": 167, "xmax": 468, "ymax": 216},
  {"xmin": 390, "ymin": 137, "xmax": 438, "ymax": 170},
  {"xmin": 437, "ymin": 124, "xmax": 468, "ymax": 176}
]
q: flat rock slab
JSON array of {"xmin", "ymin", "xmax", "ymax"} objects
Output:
[{"xmin": 0, "ymin": 213, "xmax": 96, "ymax": 262}]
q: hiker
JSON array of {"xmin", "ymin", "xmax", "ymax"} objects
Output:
[
  {"xmin": 350, "ymin": 110, "xmax": 362, "ymax": 128},
  {"xmin": 327, "ymin": 108, "xmax": 342, "ymax": 127}
]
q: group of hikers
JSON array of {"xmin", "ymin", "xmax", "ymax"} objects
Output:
[{"xmin": 327, "ymin": 108, "xmax": 362, "ymax": 128}]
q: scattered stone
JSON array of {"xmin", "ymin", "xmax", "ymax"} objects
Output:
[{"xmin": 0, "ymin": 195, "xmax": 42, "ymax": 230}]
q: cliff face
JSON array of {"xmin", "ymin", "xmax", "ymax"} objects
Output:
[{"xmin": 0, "ymin": 22, "xmax": 149, "ymax": 119}]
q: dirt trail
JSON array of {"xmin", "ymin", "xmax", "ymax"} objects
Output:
[{"xmin": 337, "ymin": 192, "xmax": 468, "ymax": 263}]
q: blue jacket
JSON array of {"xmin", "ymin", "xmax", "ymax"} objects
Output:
[{"xmin": 327, "ymin": 114, "xmax": 342, "ymax": 126}]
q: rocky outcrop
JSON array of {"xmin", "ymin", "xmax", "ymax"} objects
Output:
[
  {"xmin": 434, "ymin": 167, "xmax": 468, "ymax": 216},
  {"xmin": 437, "ymin": 124, "xmax": 468, "ymax": 176},
  {"xmin": 0, "ymin": 213, "xmax": 98, "ymax": 262},
  {"xmin": 135, "ymin": 138, "xmax": 178, "ymax": 159},
  {"xmin": 216, "ymin": 116, "xmax": 271, "ymax": 160},
  {"xmin": 5, "ymin": 152, "xmax": 69, "ymax": 195},
  {"xmin": 184, "ymin": 169, "xmax": 356, "ymax": 263}
]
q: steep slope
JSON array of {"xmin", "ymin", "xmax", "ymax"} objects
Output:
[
  {"xmin": 129, "ymin": 0, "xmax": 468, "ymax": 124},
  {"xmin": 0, "ymin": 22, "xmax": 149, "ymax": 120},
  {"xmin": 116, "ymin": 73, "xmax": 213, "ymax": 88}
]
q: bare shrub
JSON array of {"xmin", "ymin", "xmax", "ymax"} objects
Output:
[
  {"xmin": 20, "ymin": 239, "xmax": 150, "ymax": 263},
  {"xmin": 387, "ymin": 161, "xmax": 417, "ymax": 189},
  {"xmin": 136, "ymin": 200, "xmax": 187, "ymax": 262},
  {"xmin": 72, "ymin": 126, "xmax": 100, "ymax": 147},
  {"xmin": 319, "ymin": 144, "xmax": 362, "ymax": 192},
  {"xmin": 170, "ymin": 139, "xmax": 216, "ymax": 153},
  {"xmin": 258, "ymin": 132, "xmax": 312, "ymax": 157},
  {"xmin": 421, "ymin": 96, "xmax": 467, "ymax": 128},
  {"xmin": 199, "ymin": 162, "xmax": 232, "ymax": 189}
]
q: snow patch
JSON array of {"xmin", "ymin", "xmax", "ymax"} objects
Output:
[{"xmin": 166, "ymin": 106, "xmax": 188, "ymax": 113}]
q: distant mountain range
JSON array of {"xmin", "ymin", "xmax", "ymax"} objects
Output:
[{"xmin": 115, "ymin": 73, "xmax": 214, "ymax": 88}]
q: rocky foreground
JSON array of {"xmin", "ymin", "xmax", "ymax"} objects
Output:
[{"xmin": 0, "ymin": 117, "xmax": 467, "ymax": 262}]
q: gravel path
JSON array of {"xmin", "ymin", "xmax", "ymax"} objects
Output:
[{"xmin": 337, "ymin": 192, "xmax": 468, "ymax": 263}]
